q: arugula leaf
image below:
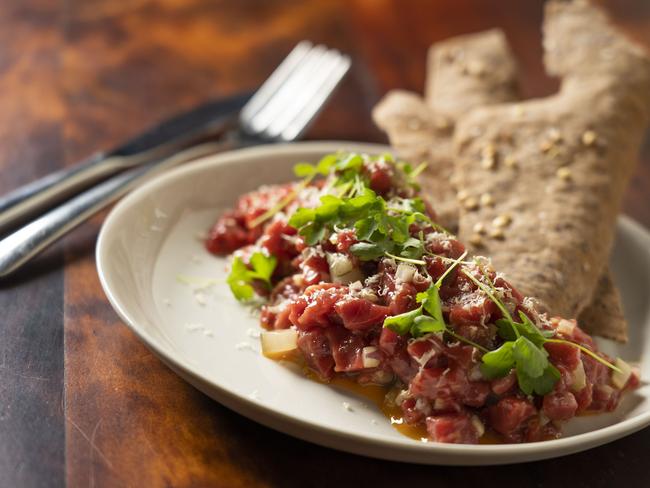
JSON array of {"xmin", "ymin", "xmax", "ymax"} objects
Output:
[
  {"xmin": 315, "ymin": 195, "xmax": 343, "ymax": 220},
  {"xmin": 334, "ymin": 153, "xmax": 364, "ymax": 172},
  {"xmin": 249, "ymin": 252, "xmax": 276, "ymax": 285},
  {"xmin": 417, "ymin": 286, "xmax": 443, "ymax": 323},
  {"xmin": 226, "ymin": 252, "xmax": 277, "ymax": 301},
  {"xmin": 293, "ymin": 153, "xmax": 362, "ymax": 180},
  {"xmin": 354, "ymin": 216, "xmax": 378, "ymax": 240},
  {"xmin": 495, "ymin": 311, "xmax": 553, "ymax": 346},
  {"xmin": 481, "ymin": 342, "xmax": 515, "ymax": 379},
  {"xmin": 412, "ymin": 315, "xmax": 446, "ymax": 336},
  {"xmin": 389, "ymin": 216, "xmax": 411, "ymax": 244},
  {"xmin": 400, "ymin": 237, "xmax": 424, "ymax": 259},
  {"xmin": 495, "ymin": 319, "xmax": 518, "ymax": 342},
  {"xmin": 516, "ymin": 310, "xmax": 555, "ymax": 343},
  {"xmin": 383, "ymin": 307, "xmax": 423, "ymax": 335},
  {"xmin": 350, "ymin": 242, "xmax": 386, "ymax": 260},
  {"xmin": 226, "ymin": 257, "xmax": 256, "ymax": 301},
  {"xmin": 287, "ymin": 161, "xmax": 436, "ymax": 258},
  {"xmin": 302, "ymin": 222, "xmax": 327, "ymax": 246},
  {"xmin": 480, "ymin": 335, "xmax": 555, "ymax": 395},
  {"xmin": 316, "ymin": 154, "xmax": 339, "ymax": 174},
  {"xmin": 293, "ymin": 162, "xmax": 317, "ymax": 178},
  {"xmin": 288, "ymin": 207, "xmax": 315, "ymax": 229},
  {"xmin": 517, "ymin": 363, "xmax": 560, "ymax": 396},
  {"xmin": 343, "ymin": 189, "xmax": 379, "ymax": 214},
  {"xmin": 512, "ymin": 336, "xmax": 548, "ymax": 378}
]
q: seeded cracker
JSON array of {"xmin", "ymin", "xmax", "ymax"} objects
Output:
[
  {"xmin": 453, "ymin": 0, "xmax": 650, "ymax": 341},
  {"xmin": 372, "ymin": 29, "xmax": 519, "ymax": 231}
]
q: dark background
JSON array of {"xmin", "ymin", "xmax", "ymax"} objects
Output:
[{"xmin": 1, "ymin": 0, "xmax": 649, "ymax": 486}]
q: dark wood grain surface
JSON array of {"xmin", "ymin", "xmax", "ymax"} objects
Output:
[{"xmin": 1, "ymin": 1, "xmax": 649, "ymax": 487}]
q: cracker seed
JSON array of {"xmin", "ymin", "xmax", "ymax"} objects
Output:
[
  {"xmin": 469, "ymin": 234, "xmax": 484, "ymax": 247},
  {"xmin": 481, "ymin": 143, "xmax": 496, "ymax": 159},
  {"xmin": 582, "ymin": 130, "xmax": 597, "ymax": 146},
  {"xmin": 492, "ymin": 214, "xmax": 512, "ymax": 228},
  {"xmin": 480, "ymin": 193, "xmax": 494, "ymax": 207},
  {"xmin": 464, "ymin": 197, "xmax": 479, "ymax": 210},
  {"xmin": 407, "ymin": 118, "xmax": 422, "ymax": 130},
  {"xmin": 539, "ymin": 139, "xmax": 553, "ymax": 153},
  {"xmin": 489, "ymin": 228, "xmax": 505, "ymax": 240},
  {"xmin": 504, "ymin": 155, "xmax": 518, "ymax": 168},
  {"xmin": 473, "ymin": 222, "xmax": 487, "ymax": 235},
  {"xmin": 481, "ymin": 156, "xmax": 496, "ymax": 170}
]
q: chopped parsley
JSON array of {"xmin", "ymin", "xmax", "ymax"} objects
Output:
[
  {"xmin": 288, "ymin": 184, "xmax": 433, "ymax": 258},
  {"xmin": 462, "ymin": 267, "xmax": 621, "ymax": 394},
  {"xmin": 226, "ymin": 252, "xmax": 277, "ymax": 301},
  {"xmin": 223, "ymin": 151, "xmax": 624, "ymax": 400},
  {"xmin": 382, "ymin": 251, "xmax": 488, "ymax": 351}
]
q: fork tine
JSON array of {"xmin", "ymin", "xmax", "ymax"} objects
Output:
[
  {"xmin": 244, "ymin": 44, "xmax": 328, "ymax": 134},
  {"xmin": 264, "ymin": 49, "xmax": 345, "ymax": 139},
  {"xmin": 239, "ymin": 41, "xmax": 313, "ymax": 127},
  {"xmin": 240, "ymin": 41, "xmax": 351, "ymax": 142},
  {"xmin": 278, "ymin": 54, "xmax": 350, "ymax": 141}
]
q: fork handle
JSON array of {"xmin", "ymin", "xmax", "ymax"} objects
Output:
[
  {"xmin": 0, "ymin": 152, "xmax": 132, "ymax": 234},
  {"xmin": 0, "ymin": 141, "xmax": 235, "ymax": 278}
]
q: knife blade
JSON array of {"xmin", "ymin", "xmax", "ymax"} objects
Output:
[{"xmin": 0, "ymin": 91, "xmax": 252, "ymax": 234}]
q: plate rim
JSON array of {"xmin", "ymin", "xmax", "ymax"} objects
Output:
[{"xmin": 96, "ymin": 140, "xmax": 650, "ymax": 464}]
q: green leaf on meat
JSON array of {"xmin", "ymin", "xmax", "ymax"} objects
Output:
[
  {"xmin": 480, "ymin": 342, "xmax": 515, "ymax": 379},
  {"xmin": 226, "ymin": 252, "xmax": 277, "ymax": 302},
  {"xmin": 383, "ymin": 307, "xmax": 423, "ymax": 336}
]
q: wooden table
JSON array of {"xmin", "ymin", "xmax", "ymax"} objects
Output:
[{"xmin": 2, "ymin": 1, "xmax": 649, "ymax": 486}]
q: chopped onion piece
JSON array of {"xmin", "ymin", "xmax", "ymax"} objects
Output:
[
  {"xmin": 337, "ymin": 268, "xmax": 365, "ymax": 285},
  {"xmin": 396, "ymin": 263, "xmax": 416, "ymax": 283},
  {"xmin": 471, "ymin": 415, "xmax": 485, "ymax": 438},
  {"xmin": 612, "ymin": 358, "xmax": 633, "ymax": 389},
  {"xmin": 327, "ymin": 252, "xmax": 353, "ymax": 276},
  {"xmin": 260, "ymin": 329, "xmax": 298, "ymax": 358},
  {"xmin": 362, "ymin": 346, "xmax": 380, "ymax": 368},
  {"xmin": 327, "ymin": 253, "xmax": 363, "ymax": 284},
  {"xmin": 349, "ymin": 280, "xmax": 363, "ymax": 292},
  {"xmin": 571, "ymin": 359, "xmax": 587, "ymax": 392},
  {"xmin": 556, "ymin": 319, "xmax": 576, "ymax": 336},
  {"xmin": 358, "ymin": 288, "xmax": 379, "ymax": 303}
]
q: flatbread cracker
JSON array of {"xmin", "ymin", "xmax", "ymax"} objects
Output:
[
  {"xmin": 579, "ymin": 272, "xmax": 627, "ymax": 341},
  {"xmin": 453, "ymin": 1, "xmax": 650, "ymax": 338},
  {"xmin": 372, "ymin": 29, "xmax": 519, "ymax": 230},
  {"xmin": 424, "ymin": 29, "xmax": 518, "ymax": 118}
]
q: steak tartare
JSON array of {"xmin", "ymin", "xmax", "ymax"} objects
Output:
[{"xmin": 206, "ymin": 152, "xmax": 638, "ymax": 444}]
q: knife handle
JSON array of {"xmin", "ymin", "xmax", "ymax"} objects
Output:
[
  {"xmin": 0, "ymin": 141, "xmax": 234, "ymax": 278},
  {"xmin": 0, "ymin": 93, "xmax": 251, "ymax": 235},
  {"xmin": 0, "ymin": 152, "xmax": 129, "ymax": 234}
]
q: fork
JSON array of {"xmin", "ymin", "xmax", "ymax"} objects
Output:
[{"xmin": 0, "ymin": 41, "xmax": 350, "ymax": 277}]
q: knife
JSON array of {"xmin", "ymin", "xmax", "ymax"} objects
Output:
[{"xmin": 0, "ymin": 91, "xmax": 252, "ymax": 234}]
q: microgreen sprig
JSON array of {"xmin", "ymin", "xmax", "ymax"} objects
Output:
[
  {"xmin": 226, "ymin": 252, "xmax": 277, "ymax": 301},
  {"xmin": 461, "ymin": 266, "xmax": 621, "ymax": 395},
  {"xmin": 382, "ymin": 251, "xmax": 487, "ymax": 351},
  {"xmin": 248, "ymin": 177, "xmax": 313, "ymax": 229}
]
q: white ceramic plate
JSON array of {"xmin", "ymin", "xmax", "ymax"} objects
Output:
[{"xmin": 96, "ymin": 141, "xmax": 650, "ymax": 465}]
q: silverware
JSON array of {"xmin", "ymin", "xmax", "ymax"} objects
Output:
[
  {"xmin": 0, "ymin": 92, "xmax": 252, "ymax": 234},
  {"xmin": 0, "ymin": 41, "xmax": 351, "ymax": 278}
]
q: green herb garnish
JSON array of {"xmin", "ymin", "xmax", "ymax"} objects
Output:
[
  {"xmin": 382, "ymin": 251, "xmax": 487, "ymax": 351},
  {"xmin": 462, "ymin": 267, "xmax": 621, "ymax": 395},
  {"xmin": 289, "ymin": 184, "xmax": 433, "ymax": 258},
  {"xmin": 226, "ymin": 252, "xmax": 277, "ymax": 301}
]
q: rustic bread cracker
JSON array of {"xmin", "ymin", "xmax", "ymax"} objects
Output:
[
  {"xmin": 424, "ymin": 29, "xmax": 519, "ymax": 119},
  {"xmin": 579, "ymin": 272, "xmax": 627, "ymax": 341},
  {"xmin": 373, "ymin": 15, "xmax": 636, "ymax": 341},
  {"xmin": 453, "ymin": 0, "xmax": 650, "ymax": 340},
  {"xmin": 372, "ymin": 29, "xmax": 519, "ymax": 230}
]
